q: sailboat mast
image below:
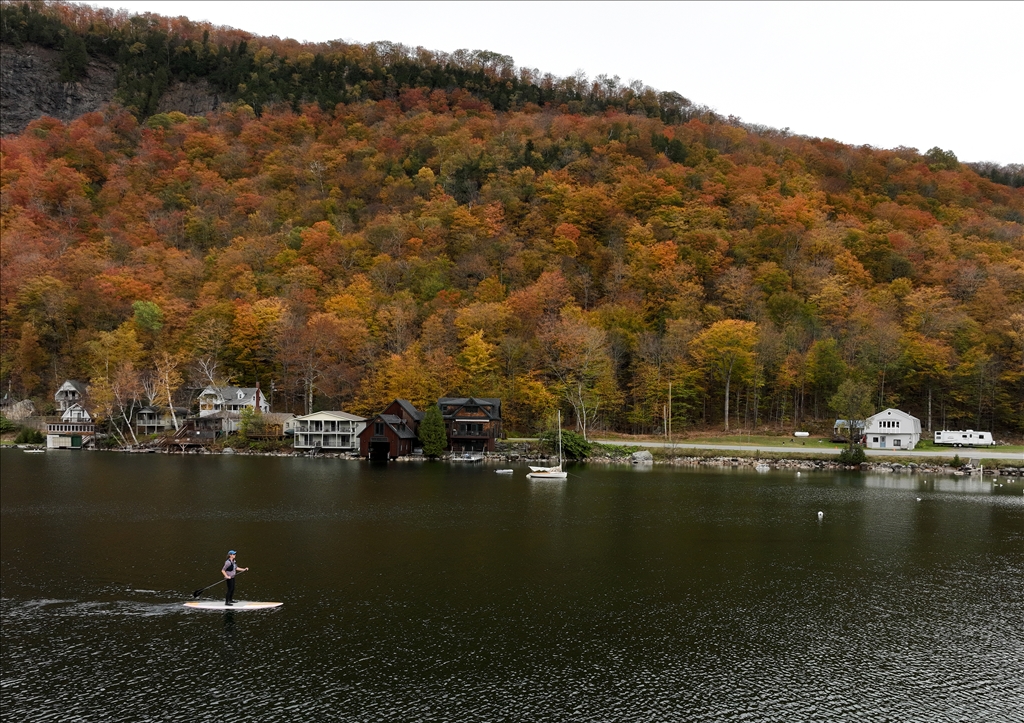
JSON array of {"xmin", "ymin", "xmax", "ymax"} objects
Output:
[{"xmin": 557, "ymin": 410, "xmax": 562, "ymax": 466}]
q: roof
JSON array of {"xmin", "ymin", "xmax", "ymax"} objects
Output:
[
  {"xmin": 57, "ymin": 380, "xmax": 88, "ymax": 395},
  {"xmin": 381, "ymin": 413, "xmax": 418, "ymax": 439},
  {"xmin": 60, "ymin": 403, "xmax": 92, "ymax": 422},
  {"xmin": 263, "ymin": 412, "xmax": 297, "ymax": 424},
  {"xmin": 138, "ymin": 405, "xmax": 189, "ymax": 414},
  {"xmin": 202, "ymin": 410, "xmax": 241, "ymax": 420},
  {"xmin": 292, "ymin": 411, "xmax": 365, "ymax": 422},
  {"xmin": 199, "ymin": 386, "xmax": 269, "ymax": 407},
  {"xmin": 438, "ymin": 397, "xmax": 502, "ymax": 420},
  {"xmin": 865, "ymin": 408, "xmax": 922, "ymax": 432},
  {"xmin": 393, "ymin": 399, "xmax": 424, "ymax": 421}
]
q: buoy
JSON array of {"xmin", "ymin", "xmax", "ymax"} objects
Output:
[{"xmin": 817, "ymin": 511, "xmax": 823, "ymax": 519}]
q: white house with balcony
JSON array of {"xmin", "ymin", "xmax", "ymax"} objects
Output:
[
  {"xmin": 197, "ymin": 386, "xmax": 271, "ymax": 417},
  {"xmin": 864, "ymin": 408, "xmax": 921, "ymax": 451},
  {"xmin": 293, "ymin": 411, "xmax": 366, "ymax": 452},
  {"xmin": 46, "ymin": 403, "xmax": 96, "ymax": 448}
]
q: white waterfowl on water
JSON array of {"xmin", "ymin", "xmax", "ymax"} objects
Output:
[{"xmin": 817, "ymin": 511, "xmax": 823, "ymax": 520}]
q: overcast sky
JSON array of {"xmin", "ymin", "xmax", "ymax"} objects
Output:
[{"xmin": 86, "ymin": 1, "xmax": 1022, "ymax": 164}]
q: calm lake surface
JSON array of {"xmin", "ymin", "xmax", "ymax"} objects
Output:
[{"xmin": 2, "ymin": 449, "xmax": 1023, "ymax": 722}]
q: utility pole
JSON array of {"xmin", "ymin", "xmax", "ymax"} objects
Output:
[{"xmin": 668, "ymin": 382, "xmax": 672, "ymax": 450}]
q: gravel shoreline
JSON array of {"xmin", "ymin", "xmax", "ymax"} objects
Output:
[{"xmin": 55, "ymin": 443, "xmax": 1022, "ymax": 478}]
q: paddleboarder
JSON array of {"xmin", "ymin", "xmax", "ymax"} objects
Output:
[{"xmin": 222, "ymin": 550, "xmax": 248, "ymax": 606}]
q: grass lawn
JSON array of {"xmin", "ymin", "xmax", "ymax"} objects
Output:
[{"xmin": 516, "ymin": 431, "xmax": 1024, "ymax": 456}]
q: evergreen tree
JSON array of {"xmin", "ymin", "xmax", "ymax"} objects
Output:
[{"xmin": 419, "ymin": 405, "xmax": 448, "ymax": 458}]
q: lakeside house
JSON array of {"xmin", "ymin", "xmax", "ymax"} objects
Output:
[
  {"xmin": 55, "ymin": 380, "xmax": 87, "ymax": 412},
  {"xmin": 162, "ymin": 417, "xmax": 220, "ymax": 451},
  {"xmin": 864, "ymin": 408, "xmax": 922, "ymax": 451},
  {"xmin": 358, "ymin": 399, "xmax": 423, "ymax": 460},
  {"xmin": 135, "ymin": 405, "xmax": 188, "ymax": 436},
  {"xmin": 197, "ymin": 385, "xmax": 271, "ymax": 417},
  {"xmin": 438, "ymin": 397, "xmax": 502, "ymax": 452},
  {"xmin": 832, "ymin": 418, "xmax": 866, "ymax": 443},
  {"xmin": 46, "ymin": 402, "xmax": 96, "ymax": 449},
  {"xmin": 292, "ymin": 411, "xmax": 366, "ymax": 452}
]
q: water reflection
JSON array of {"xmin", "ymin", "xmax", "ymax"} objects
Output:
[
  {"xmin": 934, "ymin": 478, "xmax": 993, "ymax": 494},
  {"xmin": 2, "ymin": 453, "xmax": 1022, "ymax": 722},
  {"xmin": 862, "ymin": 474, "xmax": 921, "ymax": 491},
  {"xmin": 862, "ymin": 473, "xmax": 997, "ymax": 495}
]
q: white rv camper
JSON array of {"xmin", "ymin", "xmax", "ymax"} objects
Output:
[{"xmin": 933, "ymin": 430, "xmax": 994, "ymax": 447}]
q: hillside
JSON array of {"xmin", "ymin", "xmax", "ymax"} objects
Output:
[{"xmin": 1, "ymin": 1, "xmax": 1023, "ymax": 436}]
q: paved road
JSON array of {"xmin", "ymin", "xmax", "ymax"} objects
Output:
[{"xmin": 589, "ymin": 439, "xmax": 1024, "ymax": 461}]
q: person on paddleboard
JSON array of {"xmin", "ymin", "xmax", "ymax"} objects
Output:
[{"xmin": 222, "ymin": 551, "xmax": 248, "ymax": 606}]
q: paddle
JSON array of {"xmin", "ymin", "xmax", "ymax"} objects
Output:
[{"xmin": 191, "ymin": 569, "xmax": 246, "ymax": 599}]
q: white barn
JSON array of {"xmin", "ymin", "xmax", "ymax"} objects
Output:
[
  {"xmin": 864, "ymin": 408, "xmax": 921, "ymax": 451},
  {"xmin": 292, "ymin": 411, "xmax": 367, "ymax": 452}
]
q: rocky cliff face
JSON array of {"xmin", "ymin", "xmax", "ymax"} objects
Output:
[
  {"xmin": 156, "ymin": 79, "xmax": 224, "ymax": 116},
  {"xmin": 0, "ymin": 43, "xmax": 116, "ymax": 135},
  {"xmin": 1, "ymin": 43, "xmax": 225, "ymax": 135}
]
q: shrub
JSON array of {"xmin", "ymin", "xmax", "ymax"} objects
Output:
[
  {"xmin": 539, "ymin": 428, "xmax": 591, "ymax": 460},
  {"xmin": 838, "ymin": 445, "xmax": 866, "ymax": 465},
  {"xmin": 0, "ymin": 415, "xmax": 17, "ymax": 434},
  {"xmin": 14, "ymin": 427, "xmax": 45, "ymax": 444}
]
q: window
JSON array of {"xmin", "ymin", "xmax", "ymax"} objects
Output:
[
  {"xmin": 375, "ymin": 422, "xmax": 384, "ymax": 435},
  {"xmin": 894, "ymin": 439, "xmax": 901, "ymax": 447},
  {"xmin": 873, "ymin": 437, "xmax": 879, "ymax": 443}
]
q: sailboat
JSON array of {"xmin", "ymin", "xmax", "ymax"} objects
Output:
[{"xmin": 527, "ymin": 410, "xmax": 569, "ymax": 480}]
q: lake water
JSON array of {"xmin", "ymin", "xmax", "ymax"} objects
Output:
[{"xmin": 2, "ymin": 449, "xmax": 1023, "ymax": 722}]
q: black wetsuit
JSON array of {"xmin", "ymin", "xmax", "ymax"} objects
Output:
[{"xmin": 222, "ymin": 557, "xmax": 237, "ymax": 604}]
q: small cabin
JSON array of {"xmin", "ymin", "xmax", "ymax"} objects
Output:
[
  {"xmin": 864, "ymin": 408, "xmax": 921, "ymax": 451},
  {"xmin": 832, "ymin": 418, "xmax": 865, "ymax": 443},
  {"xmin": 54, "ymin": 380, "xmax": 88, "ymax": 412}
]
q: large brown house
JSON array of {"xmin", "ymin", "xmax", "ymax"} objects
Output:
[
  {"xmin": 438, "ymin": 397, "xmax": 502, "ymax": 452},
  {"xmin": 357, "ymin": 399, "xmax": 424, "ymax": 460}
]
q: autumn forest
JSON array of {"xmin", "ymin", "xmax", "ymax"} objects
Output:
[{"xmin": 1, "ymin": 1, "xmax": 1023, "ymax": 438}]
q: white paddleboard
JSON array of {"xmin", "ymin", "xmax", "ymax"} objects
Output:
[{"xmin": 184, "ymin": 600, "xmax": 282, "ymax": 610}]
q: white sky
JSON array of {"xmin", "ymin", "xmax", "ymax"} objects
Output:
[{"xmin": 86, "ymin": 1, "xmax": 1022, "ymax": 164}]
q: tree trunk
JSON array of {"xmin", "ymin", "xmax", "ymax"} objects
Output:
[{"xmin": 724, "ymin": 371, "xmax": 732, "ymax": 432}]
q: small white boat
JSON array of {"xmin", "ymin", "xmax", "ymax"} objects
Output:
[
  {"xmin": 528, "ymin": 411, "xmax": 568, "ymax": 480},
  {"xmin": 755, "ymin": 464, "xmax": 770, "ymax": 472},
  {"xmin": 451, "ymin": 453, "xmax": 484, "ymax": 462},
  {"xmin": 495, "ymin": 469, "xmax": 514, "ymax": 474},
  {"xmin": 23, "ymin": 449, "xmax": 46, "ymax": 453}
]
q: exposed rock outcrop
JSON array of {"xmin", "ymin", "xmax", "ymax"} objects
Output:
[
  {"xmin": 155, "ymin": 79, "xmax": 224, "ymax": 116},
  {"xmin": 1, "ymin": 43, "xmax": 226, "ymax": 135},
  {"xmin": 0, "ymin": 43, "xmax": 116, "ymax": 135}
]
